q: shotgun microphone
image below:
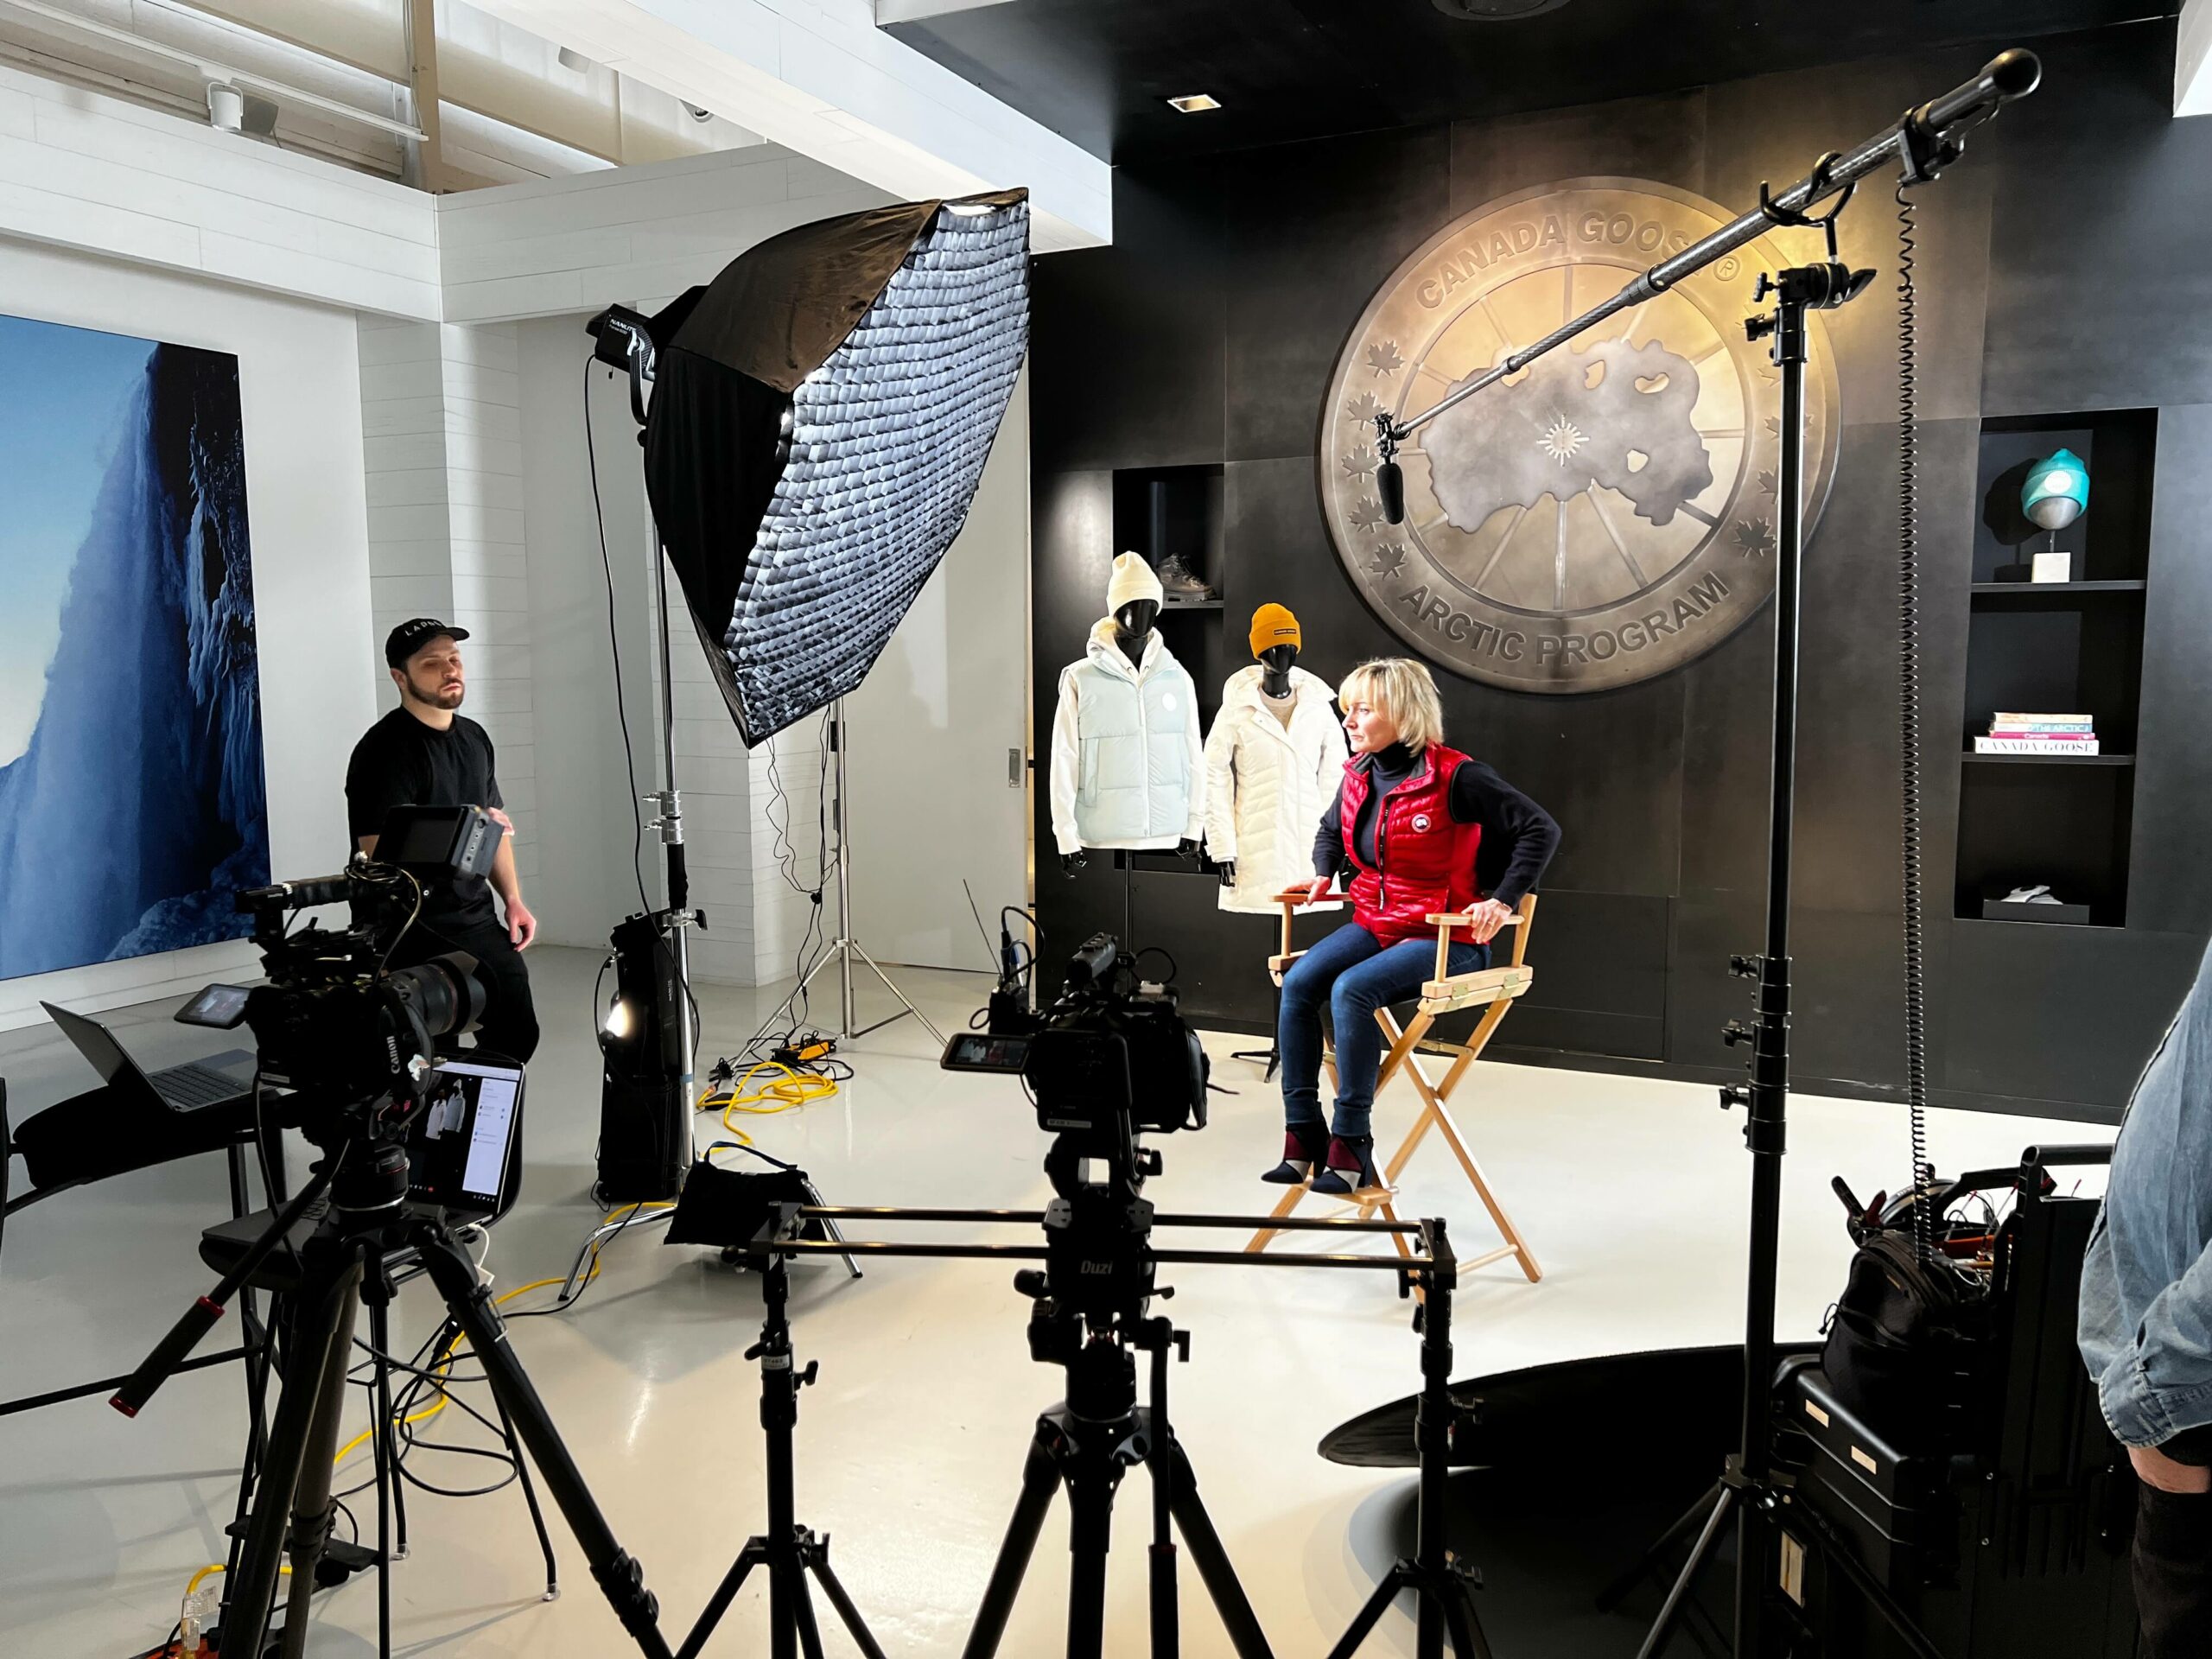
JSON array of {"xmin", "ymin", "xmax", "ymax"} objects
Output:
[{"xmin": 1376, "ymin": 457, "xmax": 1406, "ymax": 524}]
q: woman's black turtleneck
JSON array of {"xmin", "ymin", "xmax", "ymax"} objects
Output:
[{"xmin": 1312, "ymin": 741, "xmax": 1560, "ymax": 908}]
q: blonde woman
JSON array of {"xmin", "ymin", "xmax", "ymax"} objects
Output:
[{"xmin": 1267, "ymin": 658, "xmax": 1560, "ymax": 1193}]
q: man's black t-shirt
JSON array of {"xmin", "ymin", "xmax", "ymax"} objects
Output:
[{"xmin": 346, "ymin": 708, "xmax": 504, "ymax": 925}]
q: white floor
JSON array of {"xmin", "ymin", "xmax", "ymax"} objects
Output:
[{"xmin": 0, "ymin": 947, "xmax": 2111, "ymax": 1657}]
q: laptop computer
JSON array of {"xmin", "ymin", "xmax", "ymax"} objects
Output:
[{"xmin": 41, "ymin": 1001, "xmax": 258, "ymax": 1114}]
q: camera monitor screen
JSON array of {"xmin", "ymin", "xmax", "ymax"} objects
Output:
[{"xmin": 406, "ymin": 1058, "xmax": 524, "ymax": 1220}]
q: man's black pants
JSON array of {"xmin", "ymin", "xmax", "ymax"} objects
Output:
[
  {"xmin": 392, "ymin": 914, "xmax": 540, "ymax": 1065},
  {"xmin": 2138, "ymin": 1484, "xmax": 2212, "ymax": 1658}
]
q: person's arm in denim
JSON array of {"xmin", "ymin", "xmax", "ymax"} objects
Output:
[{"xmin": 2096, "ymin": 1236, "xmax": 2212, "ymax": 1451}]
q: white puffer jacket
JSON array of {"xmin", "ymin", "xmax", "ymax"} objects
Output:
[
  {"xmin": 1203, "ymin": 664, "xmax": 1349, "ymax": 913},
  {"xmin": 1049, "ymin": 620, "xmax": 1206, "ymax": 855}
]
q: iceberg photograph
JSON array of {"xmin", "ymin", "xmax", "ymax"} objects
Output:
[{"xmin": 0, "ymin": 314, "xmax": 268, "ymax": 979}]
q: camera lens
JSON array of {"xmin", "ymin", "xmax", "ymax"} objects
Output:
[{"xmin": 388, "ymin": 952, "xmax": 486, "ymax": 1038}]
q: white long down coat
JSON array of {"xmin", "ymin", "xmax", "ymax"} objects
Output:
[{"xmin": 1202, "ymin": 664, "xmax": 1349, "ymax": 913}]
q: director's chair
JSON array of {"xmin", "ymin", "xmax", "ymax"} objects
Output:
[{"xmin": 1246, "ymin": 887, "xmax": 1543, "ymax": 1285}]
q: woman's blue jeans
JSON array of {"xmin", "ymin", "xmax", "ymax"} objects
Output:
[{"xmin": 1278, "ymin": 921, "xmax": 1489, "ymax": 1140}]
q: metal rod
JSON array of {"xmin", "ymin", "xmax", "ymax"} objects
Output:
[
  {"xmin": 788, "ymin": 1205, "xmax": 1423, "ymax": 1236},
  {"xmin": 762, "ymin": 1238, "xmax": 1437, "ymax": 1272},
  {"xmin": 1380, "ymin": 48, "xmax": 2040, "ymax": 444},
  {"xmin": 835, "ymin": 704, "xmax": 855, "ymax": 1036},
  {"xmin": 651, "ymin": 543, "xmax": 697, "ymax": 1103}
]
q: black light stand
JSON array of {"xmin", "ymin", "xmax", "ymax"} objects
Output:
[
  {"xmin": 684, "ymin": 1236, "xmax": 887, "ymax": 1659},
  {"xmin": 1365, "ymin": 48, "xmax": 2043, "ymax": 1659}
]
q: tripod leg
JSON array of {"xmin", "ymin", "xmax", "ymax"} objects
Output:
[
  {"xmin": 1325, "ymin": 1565, "xmax": 1413, "ymax": 1659},
  {"xmin": 791, "ymin": 1549, "xmax": 829, "ymax": 1659},
  {"xmin": 1439, "ymin": 1583, "xmax": 1491, "ymax": 1659},
  {"xmin": 1636, "ymin": 1484, "xmax": 1734, "ymax": 1659},
  {"xmin": 1065, "ymin": 1466, "xmax": 1112, "ymax": 1659},
  {"xmin": 221, "ymin": 1253, "xmax": 363, "ymax": 1659},
  {"xmin": 367, "ymin": 1296, "xmax": 401, "ymax": 1656},
  {"xmin": 1164, "ymin": 1440, "xmax": 1273, "ymax": 1659},
  {"xmin": 677, "ymin": 1541, "xmax": 766, "ymax": 1659},
  {"xmin": 810, "ymin": 1552, "xmax": 891, "ymax": 1659},
  {"xmin": 276, "ymin": 1255, "xmax": 368, "ymax": 1659},
  {"xmin": 493, "ymin": 1391, "xmax": 559, "ymax": 1599},
  {"xmin": 410, "ymin": 1220, "xmax": 674, "ymax": 1659},
  {"xmin": 963, "ymin": 1432, "xmax": 1063, "ymax": 1659},
  {"xmin": 1597, "ymin": 1484, "xmax": 1720, "ymax": 1611}
]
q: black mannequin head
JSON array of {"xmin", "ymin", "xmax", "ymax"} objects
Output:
[
  {"xmin": 1114, "ymin": 598, "xmax": 1160, "ymax": 665},
  {"xmin": 1259, "ymin": 642, "xmax": 1298, "ymax": 696}
]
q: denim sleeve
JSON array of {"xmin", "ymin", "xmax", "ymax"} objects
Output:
[{"xmin": 2097, "ymin": 1231, "xmax": 2212, "ymax": 1448}]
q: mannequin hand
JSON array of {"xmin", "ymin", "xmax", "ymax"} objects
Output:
[
  {"xmin": 1461, "ymin": 897, "xmax": 1515, "ymax": 945},
  {"xmin": 1217, "ymin": 859, "xmax": 1237, "ymax": 887},
  {"xmin": 1176, "ymin": 837, "xmax": 1200, "ymax": 861},
  {"xmin": 1302, "ymin": 876, "xmax": 1333, "ymax": 907},
  {"xmin": 1061, "ymin": 850, "xmax": 1087, "ymax": 876}
]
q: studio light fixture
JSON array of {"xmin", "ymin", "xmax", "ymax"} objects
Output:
[
  {"xmin": 1430, "ymin": 0, "xmax": 1572, "ymax": 18},
  {"xmin": 1165, "ymin": 92, "xmax": 1223, "ymax": 112},
  {"xmin": 594, "ymin": 188, "xmax": 1030, "ymax": 747}
]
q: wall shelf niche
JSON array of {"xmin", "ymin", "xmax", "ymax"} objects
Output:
[{"xmin": 1955, "ymin": 407, "xmax": 2156, "ymax": 930}]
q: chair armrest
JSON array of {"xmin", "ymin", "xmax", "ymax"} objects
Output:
[
  {"xmin": 1418, "ymin": 963, "xmax": 1536, "ymax": 1014},
  {"xmin": 1424, "ymin": 911, "xmax": 1521, "ymax": 931}
]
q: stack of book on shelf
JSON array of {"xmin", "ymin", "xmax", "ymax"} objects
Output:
[{"xmin": 1974, "ymin": 713, "xmax": 2097, "ymax": 755}]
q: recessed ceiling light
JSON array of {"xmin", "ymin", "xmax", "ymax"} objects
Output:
[
  {"xmin": 1431, "ymin": 0, "xmax": 1570, "ymax": 17},
  {"xmin": 1166, "ymin": 93, "xmax": 1222, "ymax": 113}
]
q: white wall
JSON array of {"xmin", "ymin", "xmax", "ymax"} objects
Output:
[
  {"xmin": 437, "ymin": 142, "xmax": 890, "ymax": 323},
  {"xmin": 0, "ymin": 60, "xmax": 438, "ymax": 319},
  {"xmin": 513, "ymin": 317, "xmax": 665, "ymax": 950},
  {"xmin": 847, "ymin": 371, "xmax": 1030, "ymax": 971},
  {"xmin": 0, "ymin": 239, "xmax": 378, "ymax": 1030}
]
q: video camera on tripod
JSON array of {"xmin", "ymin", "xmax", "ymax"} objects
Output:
[
  {"xmin": 946, "ymin": 931, "xmax": 1208, "ymax": 1330},
  {"xmin": 175, "ymin": 804, "xmax": 501, "ymax": 1119}
]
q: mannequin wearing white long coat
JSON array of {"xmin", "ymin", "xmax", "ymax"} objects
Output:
[{"xmin": 1203, "ymin": 664, "xmax": 1349, "ymax": 913}]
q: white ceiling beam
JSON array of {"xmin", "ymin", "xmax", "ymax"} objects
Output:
[
  {"xmin": 2180, "ymin": 0, "xmax": 2212, "ymax": 116},
  {"xmin": 457, "ymin": 0, "xmax": 1108, "ymax": 250}
]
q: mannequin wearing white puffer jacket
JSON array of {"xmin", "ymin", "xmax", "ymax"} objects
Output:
[
  {"xmin": 1050, "ymin": 616, "xmax": 1206, "ymax": 857},
  {"xmin": 1204, "ymin": 663, "xmax": 1348, "ymax": 912}
]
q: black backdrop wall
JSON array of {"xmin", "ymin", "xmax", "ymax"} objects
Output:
[{"xmin": 1028, "ymin": 21, "xmax": 2212, "ymax": 1123}]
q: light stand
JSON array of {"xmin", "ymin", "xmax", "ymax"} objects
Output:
[
  {"xmin": 645, "ymin": 519, "xmax": 701, "ymax": 1103},
  {"xmin": 787, "ymin": 700, "xmax": 949, "ymax": 1045},
  {"xmin": 1364, "ymin": 49, "xmax": 2042, "ymax": 1659}
]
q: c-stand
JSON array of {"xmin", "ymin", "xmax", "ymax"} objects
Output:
[{"xmin": 1359, "ymin": 48, "xmax": 2044, "ymax": 1659}]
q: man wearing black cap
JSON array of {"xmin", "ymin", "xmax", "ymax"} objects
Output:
[{"xmin": 346, "ymin": 619, "xmax": 539, "ymax": 1061}]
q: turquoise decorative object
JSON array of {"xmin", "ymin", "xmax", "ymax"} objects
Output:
[{"xmin": 2022, "ymin": 447, "xmax": 2090, "ymax": 532}]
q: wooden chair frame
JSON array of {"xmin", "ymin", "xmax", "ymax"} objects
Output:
[{"xmin": 1248, "ymin": 888, "xmax": 1542, "ymax": 1284}]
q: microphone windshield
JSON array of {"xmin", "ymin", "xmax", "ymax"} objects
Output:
[{"xmin": 1376, "ymin": 460, "xmax": 1406, "ymax": 524}]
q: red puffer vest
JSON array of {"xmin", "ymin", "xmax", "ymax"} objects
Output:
[{"xmin": 1341, "ymin": 745, "xmax": 1482, "ymax": 947}]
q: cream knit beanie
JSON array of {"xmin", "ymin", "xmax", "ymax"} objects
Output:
[{"xmin": 1106, "ymin": 551, "xmax": 1164, "ymax": 614}]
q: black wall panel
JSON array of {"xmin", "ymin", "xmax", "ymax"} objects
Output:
[{"xmin": 1030, "ymin": 22, "xmax": 2209, "ymax": 1120}]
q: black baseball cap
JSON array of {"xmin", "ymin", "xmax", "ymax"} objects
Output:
[{"xmin": 385, "ymin": 617, "xmax": 472, "ymax": 668}]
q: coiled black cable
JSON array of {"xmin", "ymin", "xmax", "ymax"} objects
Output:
[{"xmin": 1897, "ymin": 181, "xmax": 1934, "ymax": 1267}]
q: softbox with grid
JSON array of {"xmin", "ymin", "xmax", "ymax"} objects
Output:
[{"xmin": 639, "ymin": 188, "xmax": 1030, "ymax": 746}]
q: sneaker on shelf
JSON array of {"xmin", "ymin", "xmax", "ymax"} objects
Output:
[{"xmin": 1155, "ymin": 552, "xmax": 1217, "ymax": 603}]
